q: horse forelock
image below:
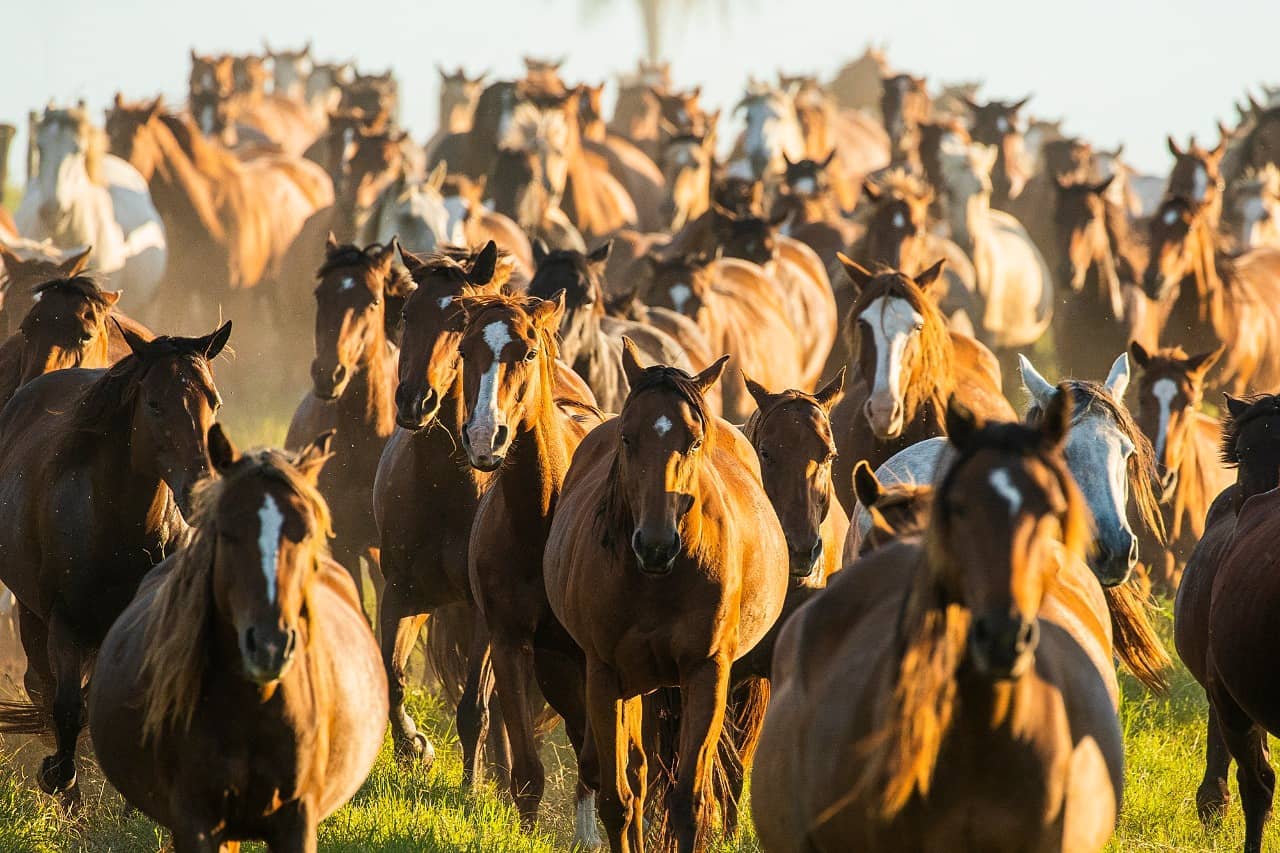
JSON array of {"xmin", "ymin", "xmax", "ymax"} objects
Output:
[
  {"xmin": 850, "ymin": 272, "xmax": 953, "ymax": 408},
  {"xmin": 1221, "ymin": 393, "xmax": 1280, "ymax": 466}
]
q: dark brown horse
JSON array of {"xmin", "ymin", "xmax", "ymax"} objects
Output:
[
  {"xmin": 965, "ymin": 95, "xmax": 1032, "ymax": 210},
  {"xmin": 455, "ymin": 291, "xmax": 603, "ymax": 834},
  {"xmin": 1165, "ymin": 132, "xmax": 1228, "ymax": 222},
  {"xmin": 0, "ymin": 321, "xmax": 230, "ymax": 800},
  {"xmin": 0, "ymin": 244, "xmax": 92, "ymax": 338},
  {"xmin": 89, "ymin": 427, "xmax": 386, "ymax": 852},
  {"xmin": 880, "ymin": 73, "xmax": 931, "ymax": 168},
  {"xmin": 1174, "ymin": 393, "xmax": 1280, "ymax": 833},
  {"xmin": 545, "ymin": 344, "xmax": 789, "ymax": 853},
  {"xmin": 1129, "ymin": 342, "xmax": 1230, "ymax": 593},
  {"xmin": 285, "ymin": 237, "xmax": 407, "ymax": 603},
  {"xmin": 754, "ymin": 396, "xmax": 1123, "ymax": 852},
  {"xmin": 830, "ymin": 257, "xmax": 1013, "ymax": 514},
  {"xmin": 845, "ymin": 459, "xmax": 935, "ymax": 559}
]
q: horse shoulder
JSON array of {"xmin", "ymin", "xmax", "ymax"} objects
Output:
[{"xmin": 1039, "ymin": 550, "xmax": 1118, "ymax": 704}]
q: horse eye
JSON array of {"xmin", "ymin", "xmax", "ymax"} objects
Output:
[
  {"xmin": 524, "ymin": 349, "xmax": 538, "ymax": 362},
  {"xmin": 689, "ymin": 438, "xmax": 704, "ymax": 453},
  {"xmin": 913, "ymin": 322, "xmax": 924, "ymax": 332},
  {"xmin": 147, "ymin": 400, "xmax": 162, "ymax": 414},
  {"xmin": 759, "ymin": 449, "xmax": 772, "ymax": 462}
]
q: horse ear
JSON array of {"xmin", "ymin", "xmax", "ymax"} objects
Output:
[
  {"xmin": 468, "ymin": 240, "xmax": 498, "ymax": 285},
  {"xmin": 1039, "ymin": 383, "xmax": 1072, "ymax": 449},
  {"xmin": 1092, "ymin": 175, "xmax": 1116, "ymax": 195},
  {"xmin": 207, "ymin": 423, "xmax": 239, "ymax": 474},
  {"xmin": 1167, "ymin": 135, "xmax": 1183, "ymax": 158},
  {"xmin": 1226, "ymin": 394, "xmax": 1250, "ymax": 418},
  {"xmin": 197, "ymin": 321, "xmax": 233, "ymax": 361},
  {"xmin": 114, "ymin": 317, "xmax": 150, "ymax": 357},
  {"xmin": 294, "ymin": 429, "xmax": 337, "ymax": 484},
  {"xmin": 852, "ymin": 459, "xmax": 884, "ymax": 508},
  {"xmin": 1187, "ymin": 345, "xmax": 1225, "ymax": 379},
  {"xmin": 621, "ymin": 337, "xmax": 647, "ymax": 387},
  {"xmin": 691, "ymin": 354, "xmax": 731, "ymax": 397},
  {"xmin": 102, "ymin": 290, "xmax": 123, "ymax": 307},
  {"xmin": 587, "ymin": 239, "xmax": 612, "ymax": 266},
  {"xmin": 836, "ymin": 253, "xmax": 874, "ymax": 295},
  {"xmin": 814, "ymin": 367, "xmax": 846, "ymax": 411},
  {"xmin": 374, "ymin": 236, "xmax": 400, "ymax": 272},
  {"xmin": 1011, "ymin": 95, "xmax": 1032, "ymax": 113},
  {"xmin": 532, "ymin": 238, "xmax": 550, "ymax": 267},
  {"xmin": 782, "ymin": 152, "xmax": 794, "ymax": 168},
  {"xmin": 742, "ymin": 372, "xmax": 771, "ymax": 408},
  {"xmin": 147, "ymin": 97, "xmax": 165, "ymax": 120},
  {"xmin": 1103, "ymin": 353, "xmax": 1130, "ymax": 400},
  {"xmin": 1018, "ymin": 354, "xmax": 1056, "ymax": 408},
  {"xmin": 1128, "ymin": 340, "xmax": 1151, "ymax": 369},
  {"xmin": 914, "ymin": 259, "xmax": 947, "ymax": 297},
  {"xmin": 531, "ymin": 290, "xmax": 566, "ymax": 330},
  {"xmin": 398, "ymin": 242, "xmax": 426, "ymax": 275},
  {"xmin": 325, "ymin": 231, "xmax": 339, "ymax": 253},
  {"xmin": 60, "ymin": 246, "xmax": 93, "ymax": 278},
  {"xmin": 945, "ymin": 396, "xmax": 983, "ymax": 451},
  {"xmin": 862, "ymin": 180, "xmax": 882, "ymax": 202},
  {"xmin": 821, "ymin": 149, "xmax": 837, "ymax": 169}
]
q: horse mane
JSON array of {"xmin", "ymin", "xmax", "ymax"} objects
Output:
[
  {"xmin": 1026, "ymin": 380, "xmax": 1165, "ymax": 543},
  {"xmin": 1221, "ymin": 393, "xmax": 1280, "ymax": 466},
  {"xmin": 872, "ymin": 167, "xmax": 930, "ymax": 201},
  {"xmin": 853, "ymin": 419, "xmax": 1089, "ymax": 818},
  {"xmin": 68, "ymin": 338, "xmax": 216, "ymax": 437},
  {"xmin": 136, "ymin": 448, "xmax": 332, "ymax": 743},
  {"xmin": 27, "ymin": 274, "xmax": 112, "ymax": 308},
  {"xmin": 409, "ymin": 244, "xmax": 515, "ymax": 292},
  {"xmin": 741, "ymin": 388, "xmax": 824, "ymax": 446},
  {"xmin": 596, "ymin": 364, "xmax": 716, "ymax": 553}
]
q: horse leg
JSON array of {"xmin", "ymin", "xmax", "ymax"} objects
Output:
[
  {"xmin": 264, "ymin": 797, "xmax": 318, "ymax": 853},
  {"xmin": 586, "ymin": 661, "xmax": 643, "ymax": 853},
  {"xmin": 670, "ymin": 656, "xmax": 731, "ymax": 853},
  {"xmin": 379, "ymin": 585, "xmax": 432, "ymax": 767},
  {"xmin": 364, "ymin": 546, "xmax": 386, "ymax": 632},
  {"xmin": 38, "ymin": 608, "xmax": 82, "ymax": 804},
  {"xmin": 17, "ymin": 604, "xmax": 51, "ymax": 706},
  {"xmin": 532, "ymin": 634, "xmax": 599, "ymax": 849},
  {"xmin": 485, "ymin": 696, "xmax": 513, "ymax": 792},
  {"xmin": 456, "ymin": 618, "xmax": 495, "ymax": 789},
  {"xmin": 489, "ymin": 629, "xmax": 545, "ymax": 829},
  {"xmin": 622, "ymin": 695, "xmax": 647, "ymax": 853},
  {"xmin": 1211, "ymin": 680, "xmax": 1275, "ymax": 853},
  {"xmin": 1196, "ymin": 701, "xmax": 1233, "ymax": 825}
]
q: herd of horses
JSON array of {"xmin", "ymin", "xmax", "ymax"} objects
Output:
[{"xmin": 2, "ymin": 39, "xmax": 1280, "ymax": 853}]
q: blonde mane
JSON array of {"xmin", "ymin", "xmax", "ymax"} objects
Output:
[{"xmin": 137, "ymin": 448, "xmax": 332, "ymax": 743}]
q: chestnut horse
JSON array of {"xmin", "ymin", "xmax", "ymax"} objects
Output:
[
  {"xmin": 964, "ymin": 95, "xmax": 1032, "ymax": 210},
  {"xmin": 455, "ymin": 291, "xmax": 604, "ymax": 839},
  {"xmin": 640, "ymin": 251, "xmax": 805, "ymax": 421},
  {"xmin": 1174, "ymin": 394, "xmax": 1280, "ymax": 832},
  {"xmin": 545, "ymin": 345, "xmax": 789, "ymax": 853},
  {"xmin": 285, "ymin": 238, "xmax": 407, "ymax": 603},
  {"xmin": 0, "ymin": 243, "xmax": 93, "ymax": 338},
  {"xmin": 753, "ymin": 398, "xmax": 1123, "ymax": 852},
  {"xmin": 844, "ymin": 459, "xmax": 935, "ymax": 561},
  {"xmin": 0, "ymin": 322, "xmax": 231, "ymax": 801},
  {"xmin": 1129, "ymin": 342, "xmax": 1230, "ymax": 593},
  {"xmin": 830, "ymin": 258, "xmax": 1012, "ymax": 514},
  {"xmin": 89, "ymin": 427, "xmax": 386, "ymax": 852},
  {"xmin": 1143, "ymin": 195, "xmax": 1280, "ymax": 393}
]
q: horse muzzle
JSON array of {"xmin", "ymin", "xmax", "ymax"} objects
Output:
[
  {"xmin": 788, "ymin": 538, "xmax": 823, "ymax": 579},
  {"xmin": 239, "ymin": 622, "xmax": 299, "ymax": 685},
  {"xmin": 969, "ymin": 612, "xmax": 1039, "ymax": 680},
  {"xmin": 394, "ymin": 384, "xmax": 440, "ymax": 431},
  {"xmin": 632, "ymin": 528, "xmax": 680, "ymax": 576},
  {"xmin": 1089, "ymin": 531, "xmax": 1139, "ymax": 587},
  {"xmin": 863, "ymin": 396, "xmax": 905, "ymax": 441},
  {"xmin": 461, "ymin": 421, "xmax": 510, "ymax": 472},
  {"xmin": 311, "ymin": 361, "xmax": 350, "ymax": 401}
]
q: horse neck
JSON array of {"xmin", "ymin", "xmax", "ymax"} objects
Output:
[
  {"xmin": 499, "ymin": 354, "xmax": 570, "ymax": 519},
  {"xmin": 337, "ymin": 334, "xmax": 395, "ymax": 438},
  {"xmin": 904, "ymin": 322, "xmax": 955, "ymax": 424},
  {"xmin": 951, "ymin": 189, "xmax": 992, "ymax": 257},
  {"xmin": 145, "ymin": 123, "xmax": 228, "ymax": 245}
]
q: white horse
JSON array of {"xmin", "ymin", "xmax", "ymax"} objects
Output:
[
  {"xmin": 731, "ymin": 84, "xmax": 807, "ymax": 183},
  {"xmin": 940, "ymin": 139, "xmax": 1052, "ymax": 351},
  {"xmin": 1225, "ymin": 164, "xmax": 1280, "ymax": 251},
  {"xmin": 365, "ymin": 163, "xmax": 462, "ymax": 254},
  {"xmin": 16, "ymin": 105, "xmax": 165, "ymax": 310},
  {"xmin": 850, "ymin": 353, "xmax": 1142, "ymax": 585}
]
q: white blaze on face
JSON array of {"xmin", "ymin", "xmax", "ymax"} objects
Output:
[
  {"xmin": 989, "ymin": 468, "xmax": 1022, "ymax": 515},
  {"xmin": 669, "ymin": 283, "xmax": 693, "ymax": 314},
  {"xmin": 793, "ymin": 175, "xmax": 816, "ymax": 195},
  {"xmin": 996, "ymin": 116, "xmax": 1010, "ymax": 134},
  {"xmin": 1162, "ymin": 207, "xmax": 1178, "ymax": 225},
  {"xmin": 861, "ymin": 295, "xmax": 923, "ymax": 409},
  {"xmin": 1151, "ymin": 378, "xmax": 1179, "ymax": 462},
  {"xmin": 340, "ymin": 276, "xmax": 356, "ymax": 291},
  {"xmin": 256, "ymin": 493, "xmax": 286, "ymax": 604},
  {"xmin": 892, "ymin": 210, "xmax": 907, "ymax": 229},
  {"xmin": 654, "ymin": 415, "xmax": 673, "ymax": 436},
  {"xmin": 469, "ymin": 321, "xmax": 513, "ymax": 448},
  {"xmin": 200, "ymin": 104, "xmax": 216, "ymax": 134},
  {"xmin": 1192, "ymin": 163, "xmax": 1209, "ymax": 202},
  {"xmin": 437, "ymin": 295, "xmax": 454, "ymax": 309},
  {"xmin": 1239, "ymin": 194, "xmax": 1267, "ymax": 245}
]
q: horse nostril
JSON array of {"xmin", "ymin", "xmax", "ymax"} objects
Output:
[
  {"xmin": 332, "ymin": 364, "xmax": 347, "ymax": 384},
  {"xmin": 1017, "ymin": 621, "xmax": 1038, "ymax": 650},
  {"xmin": 1128, "ymin": 536, "xmax": 1140, "ymax": 566},
  {"xmin": 244, "ymin": 625, "xmax": 257, "ymax": 654},
  {"xmin": 494, "ymin": 424, "xmax": 509, "ymax": 448}
]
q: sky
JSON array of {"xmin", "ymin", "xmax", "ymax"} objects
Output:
[{"xmin": 3, "ymin": 0, "xmax": 1277, "ymax": 185}]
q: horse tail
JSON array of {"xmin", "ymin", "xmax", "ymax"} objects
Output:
[
  {"xmin": 422, "ymin": 601, "xmax": 473, "ymax": 708},
  {"xmin": 1105, "ymin": 580, "xmax": 1172, "ymax": 692},
  {"xmin": 0, "ymin": 699, "xmax": 48, "ymax": 736}
]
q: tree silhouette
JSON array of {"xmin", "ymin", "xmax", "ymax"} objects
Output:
[{"xmin": 579, "ymin": 0, "xmax": 731, "ymax": 63}]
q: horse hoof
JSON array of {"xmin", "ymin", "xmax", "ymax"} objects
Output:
[
  {"xmin": 395, "ymin": 732, "xmax": 435, "ymax": 772},
  {"xmin": 37, "ymin": 755, "xmax": 75, "ymax": 797}
]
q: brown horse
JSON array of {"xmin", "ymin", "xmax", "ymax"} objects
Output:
[
  {"xmin": 965, "ymin": 95, "xmax": 1032, "ymax": 210},
  {"xmin": 844, "ymin": 459, "xmax": 935, "ymax": 561},
  {"xmin": 0, "ymin": 244, "xmax": 92, "ymax": 338},
  {"xmin": 640, "ymin": 251, "xmax": 805, "ymax": 421},
  {"xmin": 1165, "ymin": 132, "xmax": 1228, "ymax": 223},
  {"xmin": 1174, "ymin": 393, "xmax": 1280, "ymax": 833},
  {"xmin": 285, "ymin": 237, "xmax": 406, "ymax": 603},
  {"xmin": 578, "ymin": 83, "xmax": 668, "ymax": 233},
  {"xmin": 830, "ymin": 257, "xmax": 1012, "ymax": 514},
  {"xmin": 105, "ymin": 96, "xmax": 331, "ymax": 328},
  {"xmin": 658, "ymin": 130, "xmax": 717, "ymax": 232},
  {"xmin": 439, "ymin": 174, "xmax": 534, "ymax": 277},
  {"xmin": 0, "ymin": 322, "xmax": 230, "ymax": 800},
  {"xmin": 1129, "ymin": 342, "xmax": 1230, "ymax": 593},
  {"xmin": 430, "ymin": 80, "xmax": 526, "ymax": 182},
  {"xmin": 88, "ymin": 427, "xmax": 386, "ymax": 852},
  {"xmin": 1143, "ymin": 195, "xmax": 1280, "ymax": 393},
  {"xmin": 753, "ymin": 397, "xmax": 1123, "ymax": 852},
  {"xmin": 880, "ymin": 73, "xmax": 931, "ymax": 168},
  {"xmin": 545, "ymin": 343, "xmax": 789, "ymax": 853},
  {"xmin": 455, "ymin": 291, "xmax": 603, "ymax": 833}
]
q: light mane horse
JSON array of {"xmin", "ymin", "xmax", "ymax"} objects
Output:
[
  {"xmin": 733, "ymin": 85, "xmax": 807, "ymax": 185},
  {"xmin": 17, "ymin": 106, "xmax": 166, "ymax": 309}
]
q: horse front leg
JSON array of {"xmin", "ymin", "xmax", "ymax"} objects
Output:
[
  {"xmin": 1196, "ymin": 701, "xmax": 1233, "ymax": 825},
  {"xmin": 456, "ymin": 617, "xmax": 496, "ymax": 789},
  {"xmin": 38, "ymin": 607, "xmax": 83, "ymax": 806},
  {"xmin": 264, "ymin": 797, "xmax": 318, "ymax": 853},
  {"xmin": 378, "ymin": 583, "xmax": 432, "ymax": 768},
  {"xmin": 1210, "ymin": 678, "xmax": 1275, "ymax": 853},
  {"xmin": 489, "ymin": 628, "xmax": 546, "ymax": 829},
  {"xmin": 670, "ymin": 655, "xmax": 731, "ymax": 853},
  {"xmin": 587, "ymin": 661, "xmax": 643, "ymax": 853}
]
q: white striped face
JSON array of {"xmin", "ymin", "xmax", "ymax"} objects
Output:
[
  {"xmin": 1150, "ymin": 378, "xmax": 1179, "ymax": 464},
  {"xmin": 989, "ymin": 468, "xmax": 1022, "ymax": 515},
  {"xmin": 462, "ymin": 316, "xmax": 524, "ymax": 467},
  {"xmin": 256, "ymin": 492, "xmax": 286, "ymax": 604},
  {"xmin": 668, "ymin": 283, "xmax": 693, "ymax": 315},
  {"xmin": 859, "ymin": 295, "xmax": 923, "ymax": 436}
]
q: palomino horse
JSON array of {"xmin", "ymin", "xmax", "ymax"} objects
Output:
[
  {"xmin": 1050, "ymin": 175, "xmax": 1133, "ymax": 379},
  {"xmin": 753, "ymin": 397, "xmax": 1122, "ymax": 852},
  {"xmin": 545, "ymin": 344, "xmax": 789, "ymax": 853},
  {"xmin": 640, "ymin": 251, "xmax": 805, "ymax": 421},
  {"xmin": 527, "ymin": 240, "xmax": 692, "ymax": 413},
  {"xmin": 1143, "ymin": 194, "xmax": 1280, "ymax": 393},
  {"xmin": 88, "ymin": 427, "xmax": 387, "ymax": 852},
  {"xmin": 1174, "ymin": 393, "xmax": 1280, "ymax": 834},
  {"xmin": 1128, "ymin": 342, "xmax": 1229, "ymax": 593},
  {"xmin": 285, "ymin": 238, "xmax": 406, "ymax": 602},
  {"xmin": 365, "ymin": 161, "xmax": 461, "ymax": 252},
  {"xmin": 0, "ymin": 322, "xmax": 230, "ymax": 801},
  {"xmin": 17, "ymin": 105, "xmax": 166, "ymax": 309},
  {"xmin": 105, "ymin": 97, "xmax": 331, "ymax": 329},
  {"xmin": 1223, "ymin": 164, "xmax": 1280, "ymax": 250},
  {"xmin": 940, "ymin": 140, "xmax": 1053, "ymax": 357},
  {"xmin": 829, "ymin": 257, "xmax": 1012, "ymax": 514},
  {"xmin": 964, "ymin": 95, "xmax": 1032, "ymax": 210},
  {"xmin": 455, "ymin": 291, "xmax": 603, "ymax": 836}
]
